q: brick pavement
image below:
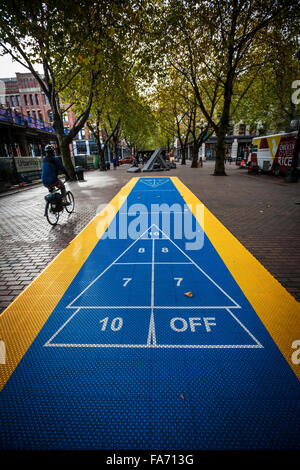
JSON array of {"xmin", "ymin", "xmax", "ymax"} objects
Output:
[{"xmin": 0, "ymin": 161, "xmax": 299, "ymax": 313}]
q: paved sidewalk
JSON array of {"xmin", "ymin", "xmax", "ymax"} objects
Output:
[{"xmin": 0, "ymin": 161, "xmax": 299, "ymax": 313}]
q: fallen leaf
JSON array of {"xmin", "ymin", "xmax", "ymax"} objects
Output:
[{"xmin": 184, "ymin": 292, "xmax": 194, "ymax": 298}]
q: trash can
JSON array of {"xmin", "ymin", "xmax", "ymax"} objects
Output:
[
  {"xmin": 285, "ymin": 168, "xmax": 298, "ymax": 183},
  {"xmin": 75, "ymin": 166, "xmax": 84, "ymax": 181}
]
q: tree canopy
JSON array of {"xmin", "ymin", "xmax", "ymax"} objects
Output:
[{"xmin": 0, "ymin": 0, "xmax": 299, "ymax": 175}]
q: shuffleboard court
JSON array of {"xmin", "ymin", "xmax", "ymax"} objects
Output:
[{"xmin": 0, "ymin": 176, "xmax": 299, "ymax": 449}]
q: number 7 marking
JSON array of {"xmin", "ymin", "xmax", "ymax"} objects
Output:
[
  {"xmin": 174, "ymin": 277, "xmax": 183, "ymax": 286},
  {"xmin": 122, "ymin": 278, "xmax": 132, "ymax": 287}
]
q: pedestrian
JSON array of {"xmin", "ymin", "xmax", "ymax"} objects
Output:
[
  {"xmin": 41, "ymin": 145, "xmax": 70, "ymax": 204},
  {"xmin": 112, "ymin": 157, "xmax": 117, "ymax": 169}
]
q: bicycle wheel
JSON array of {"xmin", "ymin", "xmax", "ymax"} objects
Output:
[
  {"xmin": 45, "ymin": 201, "xmax": 60, "ymax": 225},
  {"xmin": 65, "ymin": 191, "xmax": 75, "ymax": 213}
]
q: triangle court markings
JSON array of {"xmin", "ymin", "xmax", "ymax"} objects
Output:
[
  {"xmin": 46, "ymin": 225, "xmax": 263, "ymax": 349},
  {"xmin": 66, "ymin": 224, "xmax": 241, "ymax": 310},
  {"xmin": 139, "ymin": 178, "xmax": 170, "ymax": 188}
]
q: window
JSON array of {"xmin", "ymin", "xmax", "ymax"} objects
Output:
[
  {"xmin": 16, "ymin": 96, "xmax": 21, "ymax": 107},
  {"xmin": 29, "ymin": 94, "xmax": 34, "ymax": 105},
  {"xmin": 35, "ymin": 94, "xmax": 39, "ymax": 105},
  {"xmin": 27, "ymin": 111, "xmax": 31, "ymax": 117},
  {"xmin": 32, "ymin": 110, "xmax": 36, "ymax": 120},
  {"xmin": 38, "ymin": 110, "xmax": 43, "ymax": 121},
  {"xmin": 24, "ymin": 95, "xmax": 28, "ymax": 105},
  {"xmin": 76, "ymin": 141, "xmax": 87, "ymax": 154},
  {"xmin": 0, "ymin": 96, "xmax": 4, "ymax": 105},
  {"xmin": 5, "ymin": 96, "xmax": 10, "ymax": 106},
  {"xmin": 44, "ymin": 94, "xmax": 49, "ymax": 105},
  {"xmin": 79, "ymin": 129, "xmax": 85, "ymax": 140},
  {"xmin": 63, "ymin": 112, "xmax": 68, "ymax": 122},
  {"xmin": 48, "ymin": 110, "xmax": 53, "ymax": 122},
  {"xmin": 11, "ymin": 96, "xmax": 16, "ymax": 107},
  {"xmin": 239, "ymin": 124, "xmax": 246, "ymax": 135}
]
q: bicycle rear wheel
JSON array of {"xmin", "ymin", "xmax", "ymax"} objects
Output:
[
  {"xmin": 45, "ymin": 201, "xmax": 60, "ymax": 225},
  {"xmin": 65, "ymin": 191, "xmax": 75, "ymax": 213}
]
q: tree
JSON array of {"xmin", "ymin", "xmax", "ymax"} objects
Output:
[
  {"xmin": 157, "ymin": 0, "xmax": 296, "ymax": 175},
  {"xmin": 0, "ymin": 0, "xmax": 136, "ymax": 178},
  {"xmin": 233, "ymin": 14, "xmax": 300, "ymax": 134}
]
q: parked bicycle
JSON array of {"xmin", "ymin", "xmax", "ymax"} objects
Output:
[{"xmin": 44, "ymin": 180, "xmax": 75, "ymax": 225}]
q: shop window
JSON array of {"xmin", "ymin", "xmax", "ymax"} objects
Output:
[{"xmin": 239, "ymin": 124, "xmax": 246, "ymax": 135}]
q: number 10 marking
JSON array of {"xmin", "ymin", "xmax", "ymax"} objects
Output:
[{"xmin": 99, "ymin": 317, "xmax": 123, "ymax": 331}]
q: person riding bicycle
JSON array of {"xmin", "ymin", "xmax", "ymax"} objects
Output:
[{"xmin": 41, "ymin": 145, "xmax": 70, "ymax": 205}]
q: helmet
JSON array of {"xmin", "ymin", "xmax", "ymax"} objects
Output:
[{"xmin": 45, "ymin": 144, "xmax": 55, "ymax": 155}]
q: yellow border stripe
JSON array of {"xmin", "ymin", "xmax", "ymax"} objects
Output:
[
  {"xmin": 0, "ymin": 177, "xmax": 138, "ymax": 391},
  {"xmin": 171, "ymin": 176, "xmax": 300, "ymax": 379}
]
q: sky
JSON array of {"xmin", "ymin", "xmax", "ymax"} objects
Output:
[{"xmin": 0, "ymin": 53, "xmax": 43, "ymax": 79}]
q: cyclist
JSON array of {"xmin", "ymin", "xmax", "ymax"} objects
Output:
[{"xmin": 41, "ymin": 145, "xmax": 70, "ymax": 204}]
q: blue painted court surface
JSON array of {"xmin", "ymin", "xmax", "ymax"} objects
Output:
[{"xmin": 0, "ymin": 177, "xmax": 299, "ymax": 449}]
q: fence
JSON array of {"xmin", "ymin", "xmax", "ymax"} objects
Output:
[
  {"xmin": 0, "ymin": 155, "xmax": 98, "ymax": 192},
  {"xmin": 74, "ymin": 155, "xmax": 98, "ymax": 169},
  {"xmin": 0, "ymin": 108, "xmax": 55, "ymax": 134}
]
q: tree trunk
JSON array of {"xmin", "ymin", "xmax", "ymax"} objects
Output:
[
  {"xmin": 112, "ymin": 136, "xmax": 118, "ymax": 161},
  {"xmin": 96, "ymin": 137, "xmax": 106, "ymax": 171},
  {"xmin": 57, "ymin": 132, "xmax": 76, "ymax": 180},
  {"xmin": 214, "ymin": 125, "xmax": 227, "ymax": 175},
  {"xmin": 98, "ymin": 147, "xmax": 106, "ymax": 171},
  {"xmin": 214, "ymin": 75, "xmax": 232, "ymax": 176},
  {"xmin": 191, "ymin": 142, "xmax": 200, "ymax": 168},
  {"xmin": 181, "ymin": 147, "xmax": 186, "ymax": 165}
]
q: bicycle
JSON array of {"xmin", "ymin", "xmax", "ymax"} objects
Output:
[{"xmin": 44, "ymin": 180, "xmax": 75, "ymax": 226}]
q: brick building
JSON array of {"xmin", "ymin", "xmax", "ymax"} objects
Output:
[
  {"xmin": 0, "ymin": 73, "xmax": 52, "ymax": 124},
  {"xmin": 0, "ymin": 72, "xmax": 106, "ymax": 158}
]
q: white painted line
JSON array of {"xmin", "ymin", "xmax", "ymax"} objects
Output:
[
  {"xmin": 151, "ymin": 237, "xmax": 155, "ymax": 308},
  {"xmin": 147, "ymin": 237, "xmax": 157, "ymax": 345},
  {"xmin": 150, "ymin": 224, "xmax": 242, "ymax": 309},
  {"xmin": 67, "ymin": 224, "xmax": 157, "ymax": 308},
  {"xmin": 114, "ymin": 262, "xmax": 192, "ymax": 265},
  {"xmin": 44, "ymin": 308, "xmax": 81, "ymax": 346},
  {"xmin": 65, "ymin": 305, "xmax": 240, "ymax": 309},
  {"xmin": 120, "ymin": 211, "xmax": 188, "ymax": 214},
  {"xmin": 226, "ymin": 308, "xmax": 263, "ymax": 348},
  {"xmin": 45, "ymin": 343, "xmax": 263, "ymax": 349}
]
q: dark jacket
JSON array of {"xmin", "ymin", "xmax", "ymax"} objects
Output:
[{"xmin": 41, "ymin": 155, "xmax": 68, "ymax": 186}]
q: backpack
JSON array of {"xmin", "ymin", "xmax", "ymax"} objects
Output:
[{"xmin": 45, "ymin": 192, "xmax": 63, "ymax": 212}]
